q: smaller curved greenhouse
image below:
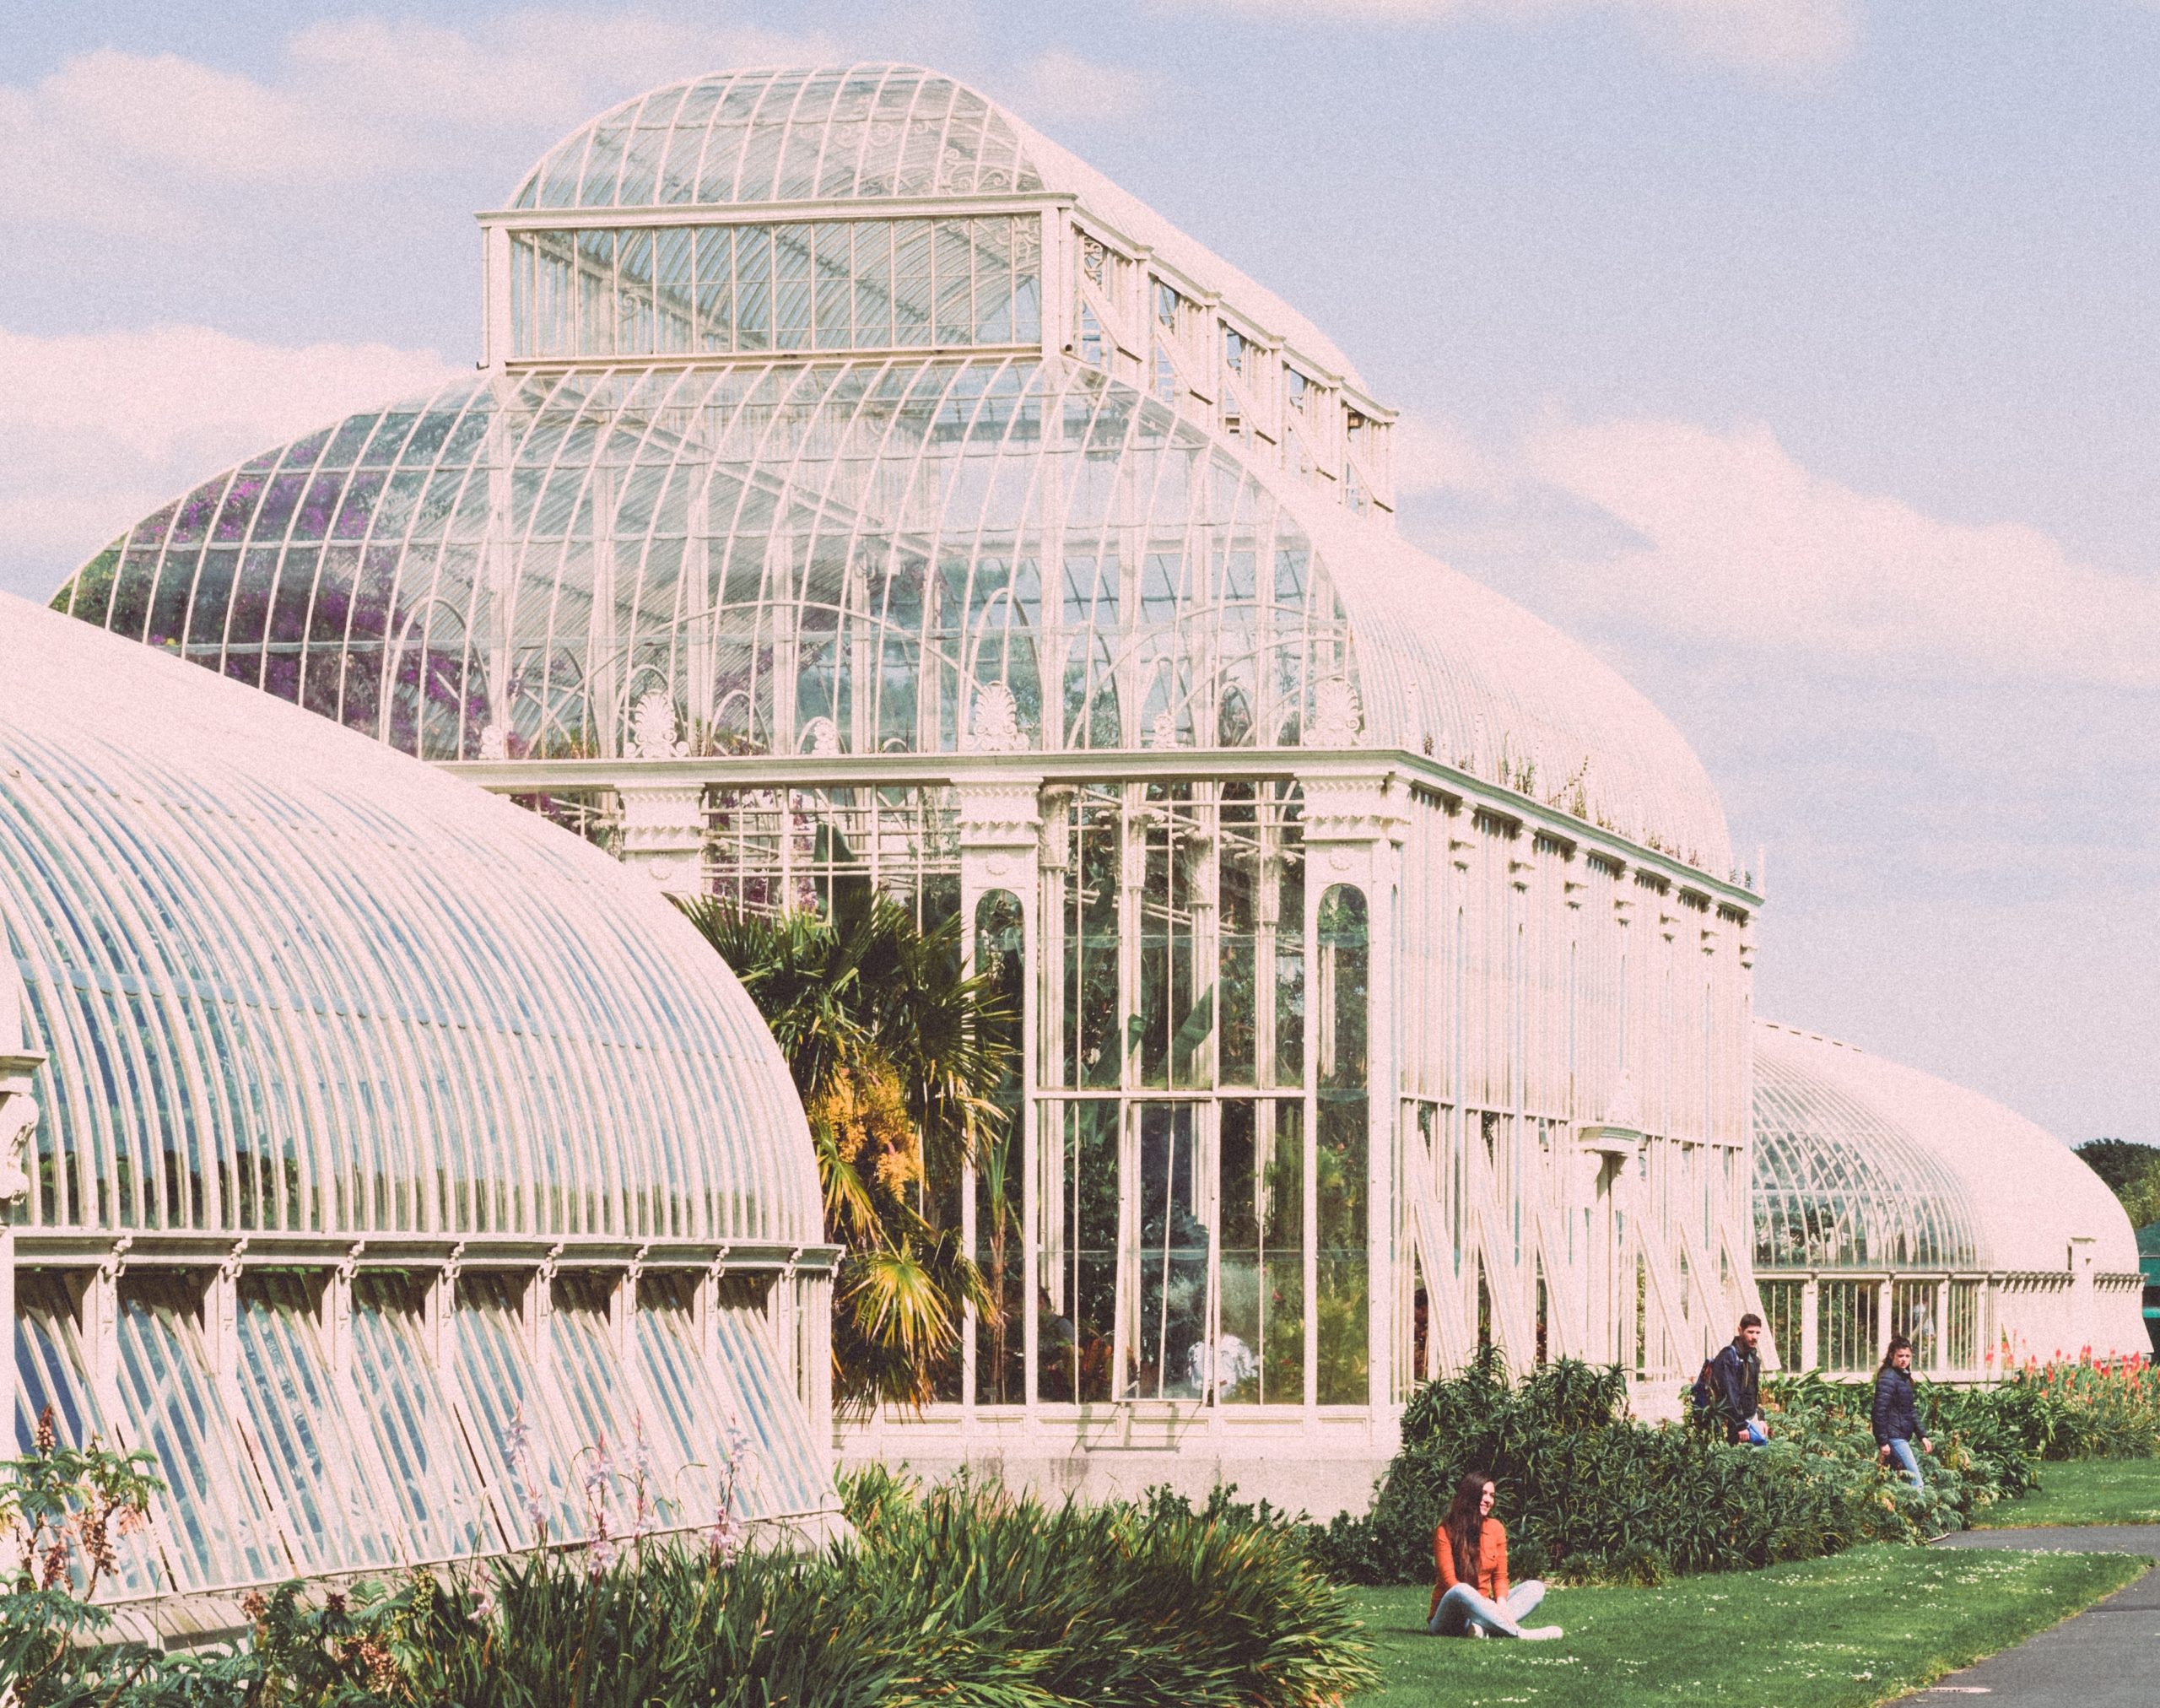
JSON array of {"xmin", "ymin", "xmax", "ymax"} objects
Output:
[
  {"xmin": 1752, "ymin": 1021, "xmax": 2143, "ymax": 1377},
  {"xmin": 0, "ymin": 592, "xmax": 840, "ymax": 1635}
]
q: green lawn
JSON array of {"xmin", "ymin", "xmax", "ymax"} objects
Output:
[
  {"xmin": 1975, "ymin": 1457, "xmax": 2160, "ymax": 1527},
  {"xmin": 1348, "ymin": 1544, "xmax": 2146, "ymax": 1708}
]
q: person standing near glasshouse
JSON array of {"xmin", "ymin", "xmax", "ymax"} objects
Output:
[
  {"xmin": 1426, "ymin": 1473, "xmax": 1563, "ymax": 1640},
  {"xmin": 1703, "ymin": 1313, "xmax": 1768, "ymax": 1445},
  {"xmin": 1873, "ymin": 1335, "xmax": 1930, "ymax": 1491}
]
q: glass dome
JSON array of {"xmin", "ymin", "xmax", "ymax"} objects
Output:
[
  {"xmin": 1752, "ymin": 1046, "xmax": 1979, "ymax": 1271},
  {"xmin": 1753, "ymin": 1019, "xmax": 2138, "ymax": 1278},
  {"xmin": 55, "ymin": 357, "xmax": 1735, "ymax": 872},
  {"xmin": 1, "ymin": 592, "xmax": 817, "ymax": 1244},
  {"xmin": 512, "ymin": 65, "xmax": 1045, "ymax": 210}
]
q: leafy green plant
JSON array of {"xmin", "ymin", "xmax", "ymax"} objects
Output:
[
  {"xmin": 676, "ymin": 893, "xmax": 1013, "ymax": 1413},
  {"xmin": 4, "ymin": 1462, "xmax": 1373, "ymax": 1708},
  {"xmin": 1, "ymin": 1407, "xmax": 165, "ymax": 1708},
  {"xmin": 1305, "ymin": 1353, "xmax": 1973, "ymax": 1587}
]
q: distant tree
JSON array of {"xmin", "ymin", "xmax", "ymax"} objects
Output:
[
  {"xmin": 2076, "ymin": 1138, "xmax": 2160, "ymax": 1230},
  {"xmin": 2076, "ymin": 1138, "xmax": 2160, "ymax": 1196},
  {"xmin": 676, "ymin": 892, "xmax": 1009, "ymax": 1413}
]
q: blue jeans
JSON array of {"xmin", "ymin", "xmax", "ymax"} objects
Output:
[
  {"xmin": 1428, "ymin": 1579, "xmax": 1546, "ymax": 1636},
  {"xmin": 1887, "ymin": 1438, "xmax": 1925, "ymax": 1491}
]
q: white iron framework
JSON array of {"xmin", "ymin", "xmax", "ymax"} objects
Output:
[
  {"xmin": 55, "ymin": 64, "xmax": 1772, "ymax": 1508},
  {"xmin": 0, "ymin": 594, "xmax": 840, "ymax": 1630}
]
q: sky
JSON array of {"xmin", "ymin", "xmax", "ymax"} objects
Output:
[{"xmin": 2, "ymin": 0, "xmax": 2153, "ymax": 1143}]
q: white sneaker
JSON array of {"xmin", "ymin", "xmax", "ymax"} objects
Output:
[
  {"xmin": 1469, "ymin": 1626, "xmax": 1488, "ymax": 1638},
  {"xmin": 1521, "ymin": 1626, "xmax": 1563, "ymax": 1640}
]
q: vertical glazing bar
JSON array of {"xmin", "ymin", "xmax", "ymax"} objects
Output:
[{"xmin": 0, "ymin": 1228, "xmax": 13, "ymax": 1446}]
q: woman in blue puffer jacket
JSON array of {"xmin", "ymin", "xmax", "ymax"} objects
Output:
[{"xmin": 1872, "ymin": 1334, "xmax": 1932, "ymax": 1490}]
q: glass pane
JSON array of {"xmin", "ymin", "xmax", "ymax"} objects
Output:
[
  {"xmin": 1893, "ymin": 1280, "xmax": 1940, "ymax": 1373},
  {"xmin": 455, "ymin": 1271, "xmax": 583, "ymax": 1545},
  {"xmin": 1217, "ymin": 1098, "xmax": 1304, "ymax": 1403},
  {"xmin": 12, "ymin": 1273, "xmax": 160, "ymax": 1595},
  {"xmin": 1758, "ymin": 1278, "xmax": 1804, "ymax": 1371},
  {"xmin": 1947, "ymin": 1279, "xmax": 1980, "ymax": 1372},
  {"xmin": 1138, "ymin": 785, "xmax": 1210, "ymax": 1090},
  {"xmin": 113, "ymin": 1273, "xmax": 284, "ymax": 1590},
  {"xmin": 348, "ymin": 1272, "xmax": 498, "ymax": 1561},
  {"xmin": 1123, "ymin": 1103, "xmax": 1209, "ymax": 1399},
  {"xmin": 1819, "ymin": 1279, "xmax": 1879, "ymax": 1373},
  {"xmin": 1054, "ymin": 790, "xmax": 1122, "ymax": 1090},
  {"xmin": 974, "ymin": 889, "xmax": 1026, "ymax": 1405},
  {"xmin": 707, "ymin": 1303, "xmax": 829, "ymax": 1516},
  {"xmin": 546, "ymin": 1272, "xmax": 641, "ymax": 1522},
  {"xmin": 1316, "ymin": 886, "xmax": 1369, "ymax": 1405},
  {"xmin": 235, "ymin": 1273, "xmax": 400, "ymax": 1573},
  {"xmin": 509, "ymin": 217, "xmax": 1042, "ymax": 359},
  {"xmin": 1040, "ymin": 1099, "xmax": 1117, "ymax": 1403}
]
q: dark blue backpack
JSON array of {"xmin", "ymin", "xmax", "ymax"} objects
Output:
[{"xmin": 1688, "ymin": 1352, "xmax": 1720, "ymax": 1416}]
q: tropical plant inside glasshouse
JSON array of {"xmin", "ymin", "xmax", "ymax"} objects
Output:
[{"xmin": 676, "ymin": 888, "xmax": 1014, "ymax": 1413}]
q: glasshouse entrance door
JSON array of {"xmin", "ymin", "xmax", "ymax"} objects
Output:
[{"xmin": 1118, "ymin": 1102, "xmax": 1215, "ymax": 1401}]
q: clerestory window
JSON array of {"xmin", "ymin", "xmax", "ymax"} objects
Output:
[{"xmin": 510, "ymin": 216, "xmax": 1043, "ymax": 358}]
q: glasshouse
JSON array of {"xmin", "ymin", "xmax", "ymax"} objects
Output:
[
  {"xmin": 0, "ymin": 593, "xmax": 840, "ymax": 1633},
  {"xmin": 1751, "ymin": 1020, "xmax": 2145, "ymax": 1376},
  {"xmin": 51, "ymin": 62, "xmax": 2136, "ymax": 1514},
  {"xmin": 51, "ymin": 62, "xmax": 1769, "ymax": 1507}
]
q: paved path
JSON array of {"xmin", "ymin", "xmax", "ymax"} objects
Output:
[{"xmin": 1896, "ymin": 1525, "xmax": 2160, "ymax": 1705}]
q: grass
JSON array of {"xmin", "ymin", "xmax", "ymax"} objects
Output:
[
  {"xmin": 1348, "ymin": 1543, "xmax": 2146, "ymax": 1707},
  {"xmin": 1975, "ymin": 1457, "xmax": 2160, "ymax": 1527}
]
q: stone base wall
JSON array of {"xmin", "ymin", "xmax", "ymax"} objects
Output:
[{"xmin": 840, "ymin": 1408, "xmax": 1397, "ymax": 1522}]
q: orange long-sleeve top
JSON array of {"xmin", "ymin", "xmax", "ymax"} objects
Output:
[{"xmin": 1429, "ymin": 1517, "xmax": 1509, "ymax": 1619}]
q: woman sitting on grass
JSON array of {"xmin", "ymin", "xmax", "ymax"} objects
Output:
[{"xmin": 1427, "ymin": 1472, "xmax": 1563, "ymax": 1640}]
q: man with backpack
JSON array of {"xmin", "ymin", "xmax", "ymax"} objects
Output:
[{"xmin": 1691, "ymin": 1314, "xmax": 1768, "ymax": 1445}]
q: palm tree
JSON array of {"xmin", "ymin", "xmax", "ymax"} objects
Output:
[{"xmin": 676, "ymin": 892, "xmax": 1011, "ymax": 1413}]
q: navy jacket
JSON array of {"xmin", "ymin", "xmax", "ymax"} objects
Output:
[
  {"xmin": 1709, "ymin": 1340, "xmax": 1760, "ymax": 1436},
  {"xmin": 1872, "ymin": 1365, "xmax": 1921, "ymax": 1446}
]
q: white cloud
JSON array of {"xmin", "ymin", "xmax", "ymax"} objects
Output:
[
  {"xmin": 1012, "ymin": 51, "xmax": 1165, "ymax": 125},
  {"xmin": 0, "ymin": 10, "xmax": 839, "ymax": 230},
  {"xmin": 0, "ymin": 324, "xmax": 462, "ymax": 592},
  {"xmin": 1180, "ymin": 0, "xmax": 1856, "ymax": 70},
  {"xmin": 1399, "ymin": 411, "xmax": 2160, "ymax": 689}
]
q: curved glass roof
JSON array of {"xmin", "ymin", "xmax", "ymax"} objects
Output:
[
  {"xmin": 54, "ymin": 357, "xmax": 1734, "ymax": 872},
  {"xmin": 1752, "ymin": 1021, "xmax": 2137, "ymax": 1276},
  {"xmin": 513, "ymin": 64, "xmax": 1043, "ymax": 210},
  {"xmin": 0, "ymin": 592, "xmax": 819, "ymax": 1245},
  {"xmin": 1752, "ymin": 1044, "xmax": 1979, "ymax": 1271},
  {"xmin": 504, "ymin": 62, "xmax": 1371, "ymax": 396}
]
